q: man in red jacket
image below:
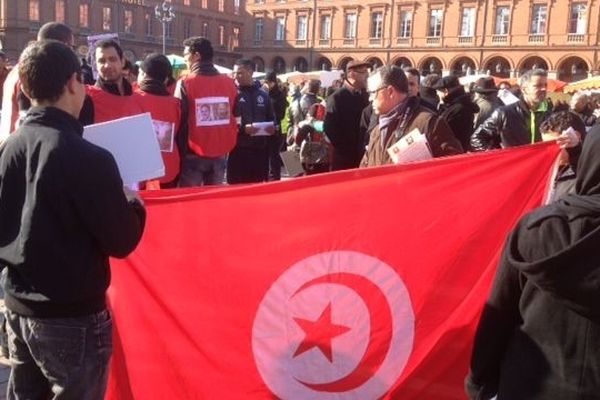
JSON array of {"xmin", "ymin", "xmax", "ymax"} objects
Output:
[
  {"xmin": 78, "ymin": 39, "xmax": 143, "ymax": 125},
  {"xmin": 175, "ymin": 37, "xmax": 237, "ymax": 186}
]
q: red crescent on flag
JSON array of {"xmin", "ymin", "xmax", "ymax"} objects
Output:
[{"xmin": 291, "ymin": 272, "xmax": 393, "ymax": 393}]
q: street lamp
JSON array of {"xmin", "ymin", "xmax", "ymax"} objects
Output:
[{"xmin": 155, "ymin": 1, "xmax": 175, "ymax": 55}]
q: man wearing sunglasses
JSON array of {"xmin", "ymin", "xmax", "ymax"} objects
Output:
[{"xmin": 362, "ymin": 65, "xmax": 464, "ymax": 166}]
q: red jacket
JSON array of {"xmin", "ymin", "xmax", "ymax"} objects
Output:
[
  {"xmin": 135, "ymin": 90, "xmax": 182, "ymax": 185},
  {"xmin": 86, "ymin": 85, "xmax": 144, "ymax": 123},
  {"xmin": 178, "ymin": 72, "xmax": 237, "ymax": 157}
]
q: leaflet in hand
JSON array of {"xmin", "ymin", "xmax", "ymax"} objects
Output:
[
  {"xmin": 387, "ymin": 128, "xmax": 433, "ymax": 164},
  {"xmin": 252, "ymin": 121, "xmax": 276, "ymax": 136}
]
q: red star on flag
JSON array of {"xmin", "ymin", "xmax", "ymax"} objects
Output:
[{"xmin": 293, "ymin": 303, "xmax": 351, "ymax": 362}]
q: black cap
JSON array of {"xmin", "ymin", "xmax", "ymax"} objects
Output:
[
  {"xmin": 140, "ymin": 53, "xmax": 172, "ymax": 82},
  {"xmin": 473, "ymin": 77, "xmax": 498, "ymax": 94},
  {"xmin": 431, "ymin": 75, "xmax": 460, "ymax": 90}
]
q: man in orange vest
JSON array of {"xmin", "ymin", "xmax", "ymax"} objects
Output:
[
  {"xmin": 175, "ymin": 37, "xmax": 238, "ymax": 186},
  {"xmin": 78, "ymin": 39, "xmax": 143, "ymax": 125}
]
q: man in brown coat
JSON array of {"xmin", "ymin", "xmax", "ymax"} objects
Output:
[{"xmin": 362, "ymin": 65, "xmax": 463, "ymax": 167}]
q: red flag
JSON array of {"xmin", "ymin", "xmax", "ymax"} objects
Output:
[{"xmin": 105, "ymin": 143, "xmax": 559, "ymax": 400}]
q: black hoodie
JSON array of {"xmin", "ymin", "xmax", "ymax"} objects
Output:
[
  {"xmin": 466, "ymin": 125, "xmax": 600, "ymax": 400},
  {"xmin": 0, "ymin": 107, "xmax": 146, "ymax": 318}
]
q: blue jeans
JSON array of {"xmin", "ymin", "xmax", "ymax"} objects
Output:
[
  {"xmin": 179, "ymin": 153, "xmax": 227, "ymax": 187},
  {"xmin": 5, "ymin": 309, "xmax": 112, "ymax": 400}
]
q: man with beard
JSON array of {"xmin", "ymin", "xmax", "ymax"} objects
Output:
[
  {"xmin": 465, "ymin": 126, "xmax": 600, "ymax": 400},
  {"xmin": 78, "ymin": 39, "xmax": 143, "ymax": 125}
]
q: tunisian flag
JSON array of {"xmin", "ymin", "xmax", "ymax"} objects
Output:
[{"xmin": 106, "ymin": 143, "xmax": 559, "ymax": 400}]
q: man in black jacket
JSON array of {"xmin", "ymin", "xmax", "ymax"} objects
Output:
[
  {"xmin": 324, "ymin": 60, "xmax": 370, "ymax": 170},
  {"xmin": 0, "ymin": 40, "xmax": 145, "ymax": 399},
  {"xmin": 432, "ymin": 75, "xmax": 479, "ymax": 151},
  {"xmin": 471, "ymin": 69, "xmax": 552, "ymax": 151},
  {"xmin": 466, "ymin": 126, "xmax": 600, "ymax": 400},
  {"xmin": 227, "ymin": 59, "xmax": 275, "ymax": 183}
]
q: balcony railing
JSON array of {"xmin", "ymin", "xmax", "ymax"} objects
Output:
[
  {"xmin": 318, "ymin": 39, "xmax": 330, "ymax": 46},
  {"xmin": 369, "ymin": 38, "xmax": 382, "ymax": 45},
  {"xmin": 491, "ymin": 35, "xmax": 507, "ymax": 44},
  {"xmin": 426, "ymin": 36, "xmax": 441, "ymax": 45},
  {"xmin": 343, "ymin": 38, "xmax": 355, "ymax": 46},
  {"xmin": 273, "ymin": 39, "xmax": 284, "ymax": 46},
  {"xmin": 528, "ymin": 34, "xmax": 545, "ymax": 43},
  {"xmin": 253, "ymin": 40, "xmax": 263, "ymax": 46},
  {"xmin": 295, "ymin": 39, "xmax": 306, "ymax": 46},
  {"xmin": 458, "ymin": 36, "xmax": 473, "ymax": 44},
  {"xmin": 396, "ymin": 37, "xmax": 410, "ymax": 45},
  {"xmin": 567, "ymin": 33, "xmax": 585, "ymax": 43}
]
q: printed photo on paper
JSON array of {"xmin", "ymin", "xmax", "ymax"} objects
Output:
[
  {"xmin": 195, "ymin": 97, "xmax": 231, "ymax": 127},
  {"xmin": 152, "ymin": 119, "xmax": 175, "ymax": 152}
]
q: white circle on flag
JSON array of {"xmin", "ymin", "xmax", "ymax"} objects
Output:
[{"xmin": 252, "ymin": 251, "xmax": 415, "ymax": 399}]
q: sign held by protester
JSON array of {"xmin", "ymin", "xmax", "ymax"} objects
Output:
[{"xmin": 83, "ymin": 113, "xmax": 165, "ymax": 185}]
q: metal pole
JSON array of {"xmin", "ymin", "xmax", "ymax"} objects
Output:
[
  {"xmin": 162, "ymin": 21, "xmax": 166, "ymax": 55},
  {"xmin": 155, "ymin": 1, "xmax": 175, "ymax": 55}
]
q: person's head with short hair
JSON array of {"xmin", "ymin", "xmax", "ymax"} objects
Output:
[
  {"xmin": 37, "ymin": 22, "xmax": 74, "ymax": 46},
  {"xmin": 264, "ymin": 71, "xmax": 278, "ymax": 90},
  {"xmin": 519, "ymin": 68, "xmax": 548, "ymax": 109},
  {"xmin": 345, "ymin": 60, "xmax": 371, "ymax": 90},
  {"xmin": 139, "ymin": 53, "xmax": 172, "ymax": 85},
  {"xmin": 570, "ymin": 91, "xmax": 589, "ymax": 113},
  {"xmin": 367, "ymin": 65, "xmax": 409, "ymax": 115},
  {"xmin": 307, "ymin": 79, "xmax": 321, "ymax": 95},
  {"xmin": 233, "ymin": 58, "xmax": 254, "ymax": 87},
  {"xmin": 94, "ymin": 39, "xmax": 125, "ymax": 83},
  {"xmin": 403, "ymin": 68, "xmax": 420, "ymax": 97},
  {"xmin": 18, "ymin": 40, "xmax": 84, "ymax": 117},
  {"xmin": 0, "ymin": 51, "xmax": 6, "ymax": 69},
  {"xmin": 182, "ymin": 36, "xmax": 213, "ymax": 69}
]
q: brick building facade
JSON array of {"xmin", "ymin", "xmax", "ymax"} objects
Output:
[
  {"xmin": 242, "ymin": 0, "xmax": 600, "ymax": 81},
  {"xmin": 0, "ymin": 0, "xmax": 244, "ymax": 66}
]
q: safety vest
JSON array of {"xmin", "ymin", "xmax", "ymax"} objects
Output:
[
  {"xmin": 179, "ymin": 73, "xmax": 238, "ymax": 157},
  {"xmin": 86, "ymin": 85, "xmax": 144, "ymax": 123},
  {"xmin": 135, "ymin": 90, "xmax": 182, "ymax": 185}
]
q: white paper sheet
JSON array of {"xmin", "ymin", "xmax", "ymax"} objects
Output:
[
  {"xmin": 386, "ymin": 128, "xmax": 433, "ymax": 164},
  {"xmin": 83, "ymin": 113, "xmax": 165, "ymax": 185}
]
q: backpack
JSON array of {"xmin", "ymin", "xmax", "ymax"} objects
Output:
[{"xmin": 299, "ymin": 131, "xmax": 328, "ymax": 165}]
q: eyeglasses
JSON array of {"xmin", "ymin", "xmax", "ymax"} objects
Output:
[{"xmin": 368, "ymin": 86, "xmax": 387, "ymax": 96}]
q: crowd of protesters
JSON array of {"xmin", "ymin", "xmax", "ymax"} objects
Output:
[{"xmin": 1, "ymin": 19, "xmax": 600, "ymax": 400}]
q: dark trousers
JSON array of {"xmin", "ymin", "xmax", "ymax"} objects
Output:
[
  {"xmin": 6, "ymin": 309, "xmax": 112, "ymax": 400},
  {"xmin": 226, "ymin": 145, "xmax": 269, "ymax": 184},
  {"xmin": 267, "ymin": 134, "xmax": 285, "ymax": 181}
]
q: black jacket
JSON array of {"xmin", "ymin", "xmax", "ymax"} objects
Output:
[
  {"xmin": 439, "ymin": 87, "xmax": 479, "ymax": 151},
  {"xmin": 471, "ymin": 99, "xmax": 552, "ymax": 151},
  {"xmin": 268, "ymin": 84, "xmax": 288, "ymax": 130},
  {"xmin": 466, "ymin": 126, "xmax": 600, "ymax": 400},
  {"xmin": 235, "ymin": 84, "xmax": 274, "ymax": 149},
  {"xmin": 324, "ymin": 85, "xmax": 370, "ymax": 169},
  {"xmin": 0, "ymin": 107, "xmax": 146, "ymax": 318}
]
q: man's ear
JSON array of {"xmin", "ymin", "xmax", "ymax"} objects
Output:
[{"xmin": 66, "ymin": 72, "xmax": 80, "ymax": 94}]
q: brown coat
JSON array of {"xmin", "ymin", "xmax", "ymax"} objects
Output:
[{"xmin": 362, "ymin": 104, "xmax": 464, "ymax": 167}]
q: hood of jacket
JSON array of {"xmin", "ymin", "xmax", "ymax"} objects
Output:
[{"xmin": 503, "ymin": 130, "xmax": 600, "ymax": 319}]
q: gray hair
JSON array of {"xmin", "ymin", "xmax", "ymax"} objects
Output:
[{"xmin": 519, "ymin": 68, "xmax": 547, "ymax": 87}]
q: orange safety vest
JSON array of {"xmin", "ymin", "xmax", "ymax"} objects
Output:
[
  {"xmin": 179, "ymin": 73, "xmax": 238, "ymax": 157},
  {"xmin": 135, "ymin": 90, "xmax": 182, "ymax": 185},
  {"xmin": 86, "ymin": 85, "xmax": 144, "ymax": 123}
]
